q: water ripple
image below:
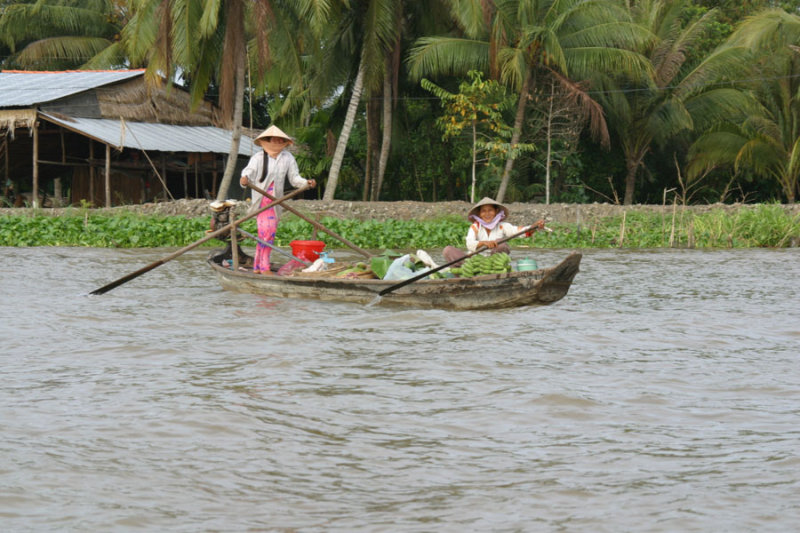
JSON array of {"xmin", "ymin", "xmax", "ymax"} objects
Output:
[{"xmin": 1, "ymin": 247, "xmax": 799, "ymax": 531}]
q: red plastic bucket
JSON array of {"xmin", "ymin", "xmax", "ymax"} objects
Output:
[{"xmin": 290, "ymin": 240, "xmax": 325, "ymax": 261}]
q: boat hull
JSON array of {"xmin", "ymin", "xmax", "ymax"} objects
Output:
[{"xmin": 208, "ymin": 252, "xmax": 581, "ymax": 310}]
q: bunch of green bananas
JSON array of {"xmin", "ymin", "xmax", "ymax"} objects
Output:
[{"xmin": 450, "ymin": 252, "xmax": 511, "ymax": 277}]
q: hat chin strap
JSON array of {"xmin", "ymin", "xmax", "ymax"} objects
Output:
[{"xmin": 469, "ymin": 211, "xmax": 505, "ymax": 230}]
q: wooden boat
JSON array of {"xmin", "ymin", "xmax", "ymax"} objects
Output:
[{"xmin": 207, "ymin": 251, "xmax": 581, "ymax": 310}]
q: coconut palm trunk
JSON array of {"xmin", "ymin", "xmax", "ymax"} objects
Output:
[
  {"xmin": 471, "ymin": 120, "xmax": 478, "ymax": 203},
  {"xmin": 216, "ymin": 48, "xmax": 246, "ymax": 201},
  {"xmin": 324, "ymin": 62, "xmax": 365, "ymax": 201},
  {"xmin": 496, "ymin": 70, "xmax": 531, "ymax": 203},
  {"xmin": 374, "ymin": 67, "xmax": 393, "ymax": 200}
]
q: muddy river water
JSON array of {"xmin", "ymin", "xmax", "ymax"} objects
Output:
[{"xmin": 1, "ymin": 246, "xmax": 798, "ymax": 531}]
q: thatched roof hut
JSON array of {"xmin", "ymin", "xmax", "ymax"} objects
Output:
[{"xmin": 0, "ymin": 69, "xmax": 256, "ymax": 208}]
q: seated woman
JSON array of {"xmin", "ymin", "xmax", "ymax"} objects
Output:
[{"xmin": 443, "ymin": 197, "xmax": 545, "ymax": 264}]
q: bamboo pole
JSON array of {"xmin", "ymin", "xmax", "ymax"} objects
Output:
[
  {"xmin": 231, "ymin": 222, "xmax": 239, "ymax": 271},
  {"xmin": 89, "ymin": 141, "xmax": 95, "ymax": 205},
  {"xmin": 32, "ymin": 121, "xmax": 39, "ymax": 208},
  {"xmin": 104, "ymin": 144, "xmax": 111, "ymax": 207},
  {"xmin": 669, "ymin": 196, "xmax": 678, "ymax": 247}
]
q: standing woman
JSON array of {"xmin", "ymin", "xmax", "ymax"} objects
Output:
[{"xmin": 239, "ymin": 125, "xmax": 316, "ymax": 274}]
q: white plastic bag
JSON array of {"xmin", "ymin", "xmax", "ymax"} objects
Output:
[
  {"xmin": 301, "ymin": 258, "xmax": 326, "ymax": 272},
  {"xmin": 383, "ymin": 254, "xmax": 415, "ymax": 280},
  {"xmin": 383, "ymin": 254, "xmax": 432, "ymax": 281}
]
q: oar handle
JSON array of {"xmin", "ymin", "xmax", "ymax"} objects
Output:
[
  {"xmin": 246, "ymin": 182, "xmax": 372, "ymax": 259},
  {"xmin": 89, "ymin": 185, "xmax": 311, "ymax": 295},
  {"xmin": 378, "ymin": 226, "xmax": 536, "ymax": 297}
]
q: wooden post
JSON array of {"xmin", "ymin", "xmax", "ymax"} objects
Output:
[
  {"xmin": 89, "ymin": 141, "xmax": 95, "ymax": 205},
  {"xmin": 54, "ymin": 178, "xmax": 62, "ymax": 207},
  {"xmin": 669, "ymin": 196, "xmax": 678, "ymax": 248},
  {"xmin": 161, "ymin": 154, "xmax": 167, "ymax": 201},
  {"xmin": 231, "ymin": 223, "xmax": 239, "ymax": 271},
  {"xmin": 212, "ymin": 157, "xmax": 218, "ymax": 197},
  {"xmin": 105, "ymin": 144, "xmax": 111, "ymax": 207},
  {"xmin": 4, "ymin": 137, "xmax": 9, "ymax": 190},
  {"xmin": 32, "ymin": 121, "xmax": 39, "ymax": 208},
  {"xmin": 183, "ymin": 168, "xmax": 188, "ymax": 198}
]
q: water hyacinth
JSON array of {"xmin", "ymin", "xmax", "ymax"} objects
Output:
[{"xmin": 1, "ymin": 206, "xmax": 798, "ymax": 249}]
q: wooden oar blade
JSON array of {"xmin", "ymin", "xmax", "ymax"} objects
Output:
[{"xmin": 89, "ymin": 261, "xmax": 164, "ymax": 295}]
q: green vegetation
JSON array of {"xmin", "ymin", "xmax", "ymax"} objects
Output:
[
  {"xmin": 5, "ymin": 1, "xmax": 800, "ymax": 206},
  {"xmin": 2, "ymin": 205, "xmax": 798, "ymax": 249}
]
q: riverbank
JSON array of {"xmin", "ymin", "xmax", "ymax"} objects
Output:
[
  {"xmin": 3, "ymin": 198, "xmax": 800, "ymax": 223},
  {"xmin": 3, "ymin": 200, "xmax": 799, "ymax": 248}
]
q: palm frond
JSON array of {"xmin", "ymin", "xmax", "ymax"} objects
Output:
[
  {"xmin": 446, "ymin": 0, "xmax": 491, "ymax": 39},
  {"xmin": 684, "ymin": 88, "xmax": 758, "ymax": 131},
  {"xmin": 407, "ymin": 37, "xmax": 490, "ymax": 80},
  {"xmin": 738, "ymin": 137, "xmax": 784, "ymax": 177},
  {"xmin": 653, "ymin": 8, "xmax": 719, "ymax": 87},
  {"xmin": 548, "ymin": 67, "xmax": 610, "ymax": 147},
  {"xmin": 646, "ymin": 96, "xmax": 693, "ymax": 140},
  {"xmin": 566, "ymin": 47, "xmax": 654, "ymax": 82},
  {"xmin": 674, "ymin": 46, "xmax": 752, "ymax": 100},
  {"xmin": 741, "ymin": 114, "xmax": 783, "ymax": 146},
  {"xmin": 496, "ymin": 46, "xmax": 527, "ymax": 91},
  {"xmin": 82, "ymin": 41, "xmax": 131, "ymax": 69},
  {"xmin": 728, "ymin": 8, "xmax": 800, "ymax": 51},
  {"xmin": 686, "ymin": 130, "xmax": 746, "ymax": 179},
  {"xmin": 16, "ymin": 36, "xmax": 112, "ymax": 69},
  {"xmin": 785, "ymin": 136, "xmax": 800, "ymax": 185},
  {"xmin": 360, "ymin": 0, "xmax": 399, "ymax": 91}
]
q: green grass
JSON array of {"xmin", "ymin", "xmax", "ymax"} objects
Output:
[{"xmin": 2, "ymin": 204, "xmax": 798, "ymax": 249}]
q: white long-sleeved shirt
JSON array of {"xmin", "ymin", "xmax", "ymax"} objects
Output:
[
  {"xmin": 240, "ymin": 150, "xmax": 309, "ymax": 216},
  {"xmin": 466, "ymin": 221, "xmax": 530, "ymax": 254}
]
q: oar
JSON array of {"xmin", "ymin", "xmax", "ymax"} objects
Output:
[
  {"xmin": 236, "ymin": 227, "xmax": 310, "ymax": 266},
  {"xmin": 246, "ymin": 182, "xmax": 371, "ymax": 259},
  {"xmin": 89, "ymin": 185, "xmax": 312, "ymax": 295},
  {"xmin": 376, "ymin": 225, "xmax": 544, "ymax": 299}
]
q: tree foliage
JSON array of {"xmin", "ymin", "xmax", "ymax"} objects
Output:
[
  {"xmin": 4, "ymin": 0, "xmax": 800, "ymax": 204},
  {"xmin": 422, "ymin": 71, "xmax": 521, "ymax": 202}
]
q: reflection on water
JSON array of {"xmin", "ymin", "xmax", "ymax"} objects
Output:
[{"xmin": 1, "ymin": 246, "xmax": 799, "ymax": 531}]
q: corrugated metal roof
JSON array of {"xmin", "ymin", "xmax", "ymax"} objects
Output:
[
  {"xmin": 0, "ymin": 70, "xmax": 146, "ymax": 107},
  {"xmin": 41, "ymin": 113, "xmax": 257, "ymax": 157}
]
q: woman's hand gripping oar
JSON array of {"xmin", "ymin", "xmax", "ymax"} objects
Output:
[
  {"xmin": 89, "ymin": 185, "xmax": 312, "ymax": 295},
  {"xmin": 245, "ymin": 182, "xmax": 371, "ymax": 259}
]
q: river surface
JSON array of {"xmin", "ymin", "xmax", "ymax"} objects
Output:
[{"xmin": 1, "ymin": 246, "xmax": 798, "ymax": 532}]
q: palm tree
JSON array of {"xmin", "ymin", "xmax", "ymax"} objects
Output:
[
  {"xmin": 408, "ymin": 0, "xmax": 649, "ymax": 203},
  {"xmin": 688, "ymin": 8, "xmax": 800, "ymax": 203},
  {"xmin": 597, "ymin": 0, "xmax": 750, "ymax": 204},
  {"xmin": 322, "ymin": 0, "xmax": 398, "ymax": 201},
  {"xmin": 0, "ymin": 0, "xmax": 130, "ymax": 69},
  {"xmin": 123, "ymin": 0, "xmax": 319, "ymax": 200}
]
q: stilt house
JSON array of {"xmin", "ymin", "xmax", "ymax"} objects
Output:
[{"xmin": 0, "ymin": 70, "xmax": 256, "ymax": 208}]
